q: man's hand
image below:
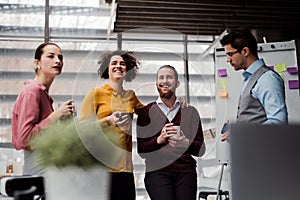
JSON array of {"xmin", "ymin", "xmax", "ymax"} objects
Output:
[
  {"xmin": 221, "ymin": 130, "xmax": 230, "ymax": 142},
  {"xmin": 157, "ymin": 123, "xmax": 174, "ymax": 144},
  {"xmin": 168, "ymin": 133, "xmax": 189, "ymax": 148}
]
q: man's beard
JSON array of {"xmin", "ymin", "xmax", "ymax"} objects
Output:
[{"xmin": 157, "ymin": 87, "xmax": 175, "ymax": 99}]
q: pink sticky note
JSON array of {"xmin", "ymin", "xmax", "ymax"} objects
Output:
[
  {"xmin": 218, "ymin": 69, "xmax": 227, "ymax": 77},
  {"xmin": 288, "ymin": 80, "xmax": 299, "ymax": 89},
  {"xmin": 287, "ymin": 67, "xmax": 298, "ymax": 74}
]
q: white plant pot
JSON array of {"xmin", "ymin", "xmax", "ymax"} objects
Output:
[{"xmin": 44, "ymin": 166, "xmax": 109, "ymax": 200}]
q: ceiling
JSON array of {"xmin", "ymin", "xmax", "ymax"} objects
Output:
[{"xmin": 113, "ymin": 0, "xmax": 300, "ymax": 39}]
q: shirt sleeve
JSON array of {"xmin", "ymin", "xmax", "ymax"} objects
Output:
[
  {"xmin": 79, "ymin": 88, "xmax": 109, "ymax": 127},
  {"xmin": 133, "ymin": 93, "xmax": 144, "ymax": 111},
  {"xmin": 184, "ymin": 107, "xmax": 204, "ymax": 156},
  {"xmin": 12, "ymin": 91, "xmax": 52, "ymax": 150},
  {"xmin": 252, "ymin": 71, "xmax": 288, "ymax": 124},
  {"xmin": 136, "ymin": 105, "xmax": 168, "ymax": 157},
  {"xmin": 79, "ymin": 89, "xmax": 97, "ymax": 121}
]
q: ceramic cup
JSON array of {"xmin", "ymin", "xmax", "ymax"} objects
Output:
[{"xmin": 171, "ymin": 126, "xmax": 181, "ymax": 138}]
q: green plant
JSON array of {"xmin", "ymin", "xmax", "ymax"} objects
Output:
[{"xmin": 31, "ymin": 119, "xmax": 121, "ymax": 169}]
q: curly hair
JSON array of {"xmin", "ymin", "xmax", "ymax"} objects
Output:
[{"xmin": 97, "ymin": 50, "xmax": 140, "ymax": 82}]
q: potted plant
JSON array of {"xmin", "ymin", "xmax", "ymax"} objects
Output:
[{"xmin": 31, "ymin": 118, "xmax": 122, "ymax": 200}]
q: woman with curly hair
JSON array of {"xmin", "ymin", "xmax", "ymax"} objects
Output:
[{"xmin": 79, "ymin": 50, "xmax": 143, "ymax": 200}]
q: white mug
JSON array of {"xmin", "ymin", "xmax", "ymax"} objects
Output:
[{"xmin": 171, "ymin": 126, "xmax": 181, "ymax": 138}]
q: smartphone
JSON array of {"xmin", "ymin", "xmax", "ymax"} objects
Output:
[
  {"xmin": 117, "ymin": 112, "xmax": 131, "ymax": 120},
  {"xmin": 221, "ymin": 122, "xmax": 229, "ymax": 134}
]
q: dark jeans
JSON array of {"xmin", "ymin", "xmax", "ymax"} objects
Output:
[
  {"xmin": 109, "ymin": 172, "xmax": 136, "ymax": 200},
  {"xmin": 144, "ymin": 170, "xmax": 197, "ymax": 200}
]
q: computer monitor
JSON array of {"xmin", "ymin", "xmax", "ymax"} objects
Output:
[{"xmin": 230, "ymin": 124, "xmax": 300, "ymax": 200}]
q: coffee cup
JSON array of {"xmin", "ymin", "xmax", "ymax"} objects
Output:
[{"xmin": 171, "ymin": 126, "xmax": 181, "ymax": 138}]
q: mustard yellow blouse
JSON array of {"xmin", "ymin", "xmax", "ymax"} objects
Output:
[{"xmin": 79, "ymin": 84, "xmax": 144, "ymax": 172}]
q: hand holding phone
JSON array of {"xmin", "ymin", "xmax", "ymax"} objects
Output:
[{"xmin": 221, "ymin": 121, "xmax": 229, "ymax": 134}]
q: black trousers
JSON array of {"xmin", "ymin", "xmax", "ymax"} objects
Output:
[
  {"xmin": 109, "ymin": 172, "xmax": 136, "ymax": 200},
  {"xmin": 144, "ymin": 170, "xmax": 197, "ymax": 200}
]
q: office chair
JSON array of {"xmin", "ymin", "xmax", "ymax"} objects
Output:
[
  {"xmin": 14, "ymin": 185, "xmax": 45, "ymax": 200},
  {"xmin": 1, "ymin": 175, "xmax": 45, "ymax": 199}
]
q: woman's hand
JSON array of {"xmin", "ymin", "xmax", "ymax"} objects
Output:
[
  {"xmin": 49, "ymin": 100, "xmax": 75, "ymax": 122},
  {"xmin": 179, "ymin": 98, "xmax": 189, "ymax": 108},
  {"xmin": 106, "ymin": 111, "xmax": 131, "ymax": 127}
]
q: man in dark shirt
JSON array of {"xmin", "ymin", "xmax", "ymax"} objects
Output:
[{"xmin": 136, "ymin": 65, "xmax": 204, "ymax": 200}]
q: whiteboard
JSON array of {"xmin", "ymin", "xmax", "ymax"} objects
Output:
[{"xmin": 214, "ymin": 40, "xmax": 300, "ymax": 163}]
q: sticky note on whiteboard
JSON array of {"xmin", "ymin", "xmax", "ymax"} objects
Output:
[
  {"xmin": 218, "ymin": 90, "xmax": 228, "ymax": 97},
  {"xmin": 275, "ymin": 63, "xmax": 287, "ymax": 72},
  {"xmin": 288, "ymin": 80, "xmax": 299, "ymax": 89},
  {"xmin": 218, "ymin": 69, "xmax": 227, "ymax": 77},
  {"xmin": 287, "ymin": 67, "xmax": 298, "ymax": 74},
  {"xmin": 218, "ymin": 79, "xmax": 228, "ymax": 89}
]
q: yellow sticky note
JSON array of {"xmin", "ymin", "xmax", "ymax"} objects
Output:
[
  {"xmin": 218, "ymin": 90, "xmax": 228, "ymax": 97},
  {"xmin": 218, "ymin": 79, "xmax": 228, "ymax": 89},
  {"xmin": 275, "ymin": 63, "xmax": 287, "ymax": 73}
]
